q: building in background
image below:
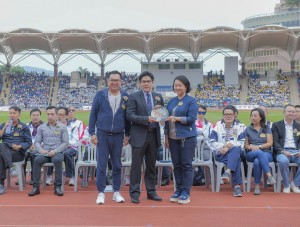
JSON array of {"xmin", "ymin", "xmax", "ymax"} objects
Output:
[{"xmin": 242, "ymin": 0, "xmax": 300, "ymax": 74}]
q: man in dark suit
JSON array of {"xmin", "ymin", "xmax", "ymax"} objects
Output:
[
  {"xmin": 272, "ymin": 104, "xmax": 300, "ymax": 193},
  {"xmin": 126, "ymin": 71, "xmax": 164, "ymax": 204}
]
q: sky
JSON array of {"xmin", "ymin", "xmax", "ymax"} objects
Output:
[{"xmin": 0, "ymin": 0, "xmax": 280, "ymax": 74}]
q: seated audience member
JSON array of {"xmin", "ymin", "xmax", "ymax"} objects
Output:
[
  {"xmin": 195, "ymin": 104, "xmax": 212, "ymax": 159},
  {"xmin": 210, "ymin": 105, "xmax": 246, "ymax": 197},
  {"xmin": 25, "ymin": 108, "xmax": 43, "ymax": 185},
  {"xmin": 46, "ymin": 107, "xmax": 78, "ymax": 186},
  {"xmin": 28, "ymin": 106, "xmax": 69, "ymax": 197},
  {"xmin": 0, "ymin": 106, "xmax": 32, "ymax": 194},
  {"xmin": 294, "ymin": 105, "xmax": 300, "ymax": 124},
  {"xmin": 196, "ymin": 105, "xmax": 212, "ymax": 139},
  {"xmin": 272, "ymin": 104, "xmax": 300, "ymax": 193},
  {"xmin": 244, "ymin": 108, "xmax": 276, "ymax": 195},
  {"xmin": 194, "ymin": 104, "xmax": 212, "ymax": 185},
  {"xmin": 68, "ymin": 105, "xmax": 85, "ymax": 141}
]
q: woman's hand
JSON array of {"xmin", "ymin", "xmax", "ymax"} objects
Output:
[
  {"xmin": 166, "ymin": 116, "xmax": 180, "ymax": 123},
  {"xmin": 164, "ymin": 137, "xmax": 169, "ymax": 148}
]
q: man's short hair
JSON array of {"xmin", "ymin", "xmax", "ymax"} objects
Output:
[
  {"xmin": 106, "ymin": 70, "xmax": 122, "ymax": 80},
  {"xmin": 283, "ymin": 104, "xmax": 294, "ymax": 111},
  {"xmin": 295, "ymin": 105, "xmax": 300, "ymax": 109},
  {"xmin": 30, "ymin": 108, "xmax": 41, "ymax": 116},
  {"xmin": 46, "ymin": 106, "xmax": 58, "ymax": 113},
  {"xmin": 9, "ymin": 106, "xmax": 21, "ymax": 113},
  {"xmin": 57, "ymin": 106, "xmax": 69, "ymax": 115},
  {"xmin": 138, "ymin": 71, "xmax": 154, "ymax": 82},
  {"xmin": 222, "ymin": 105, "xmax": 236, "ymax": 115}
]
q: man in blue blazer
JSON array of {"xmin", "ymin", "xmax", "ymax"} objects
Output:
[
  {"xmin": 272, "ymin": 104, "xmax": 300, "ymax": 193},
  {"xmin": 126, "ymin": 71, "xmax": 164, "ymax": 204},
  {"xmin": 0, "ymin": 106, "xmax": 32, "ymax": 194}
]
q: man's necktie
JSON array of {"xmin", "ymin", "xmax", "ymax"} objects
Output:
[
  {"xmin": 146, "ymin": 93, "xmax": 152, "ymax": 114},
  {"xmin": 147, "ymin": 93, "xmax": 155, "ymax": 129}
]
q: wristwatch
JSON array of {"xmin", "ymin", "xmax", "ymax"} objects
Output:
[{"xmin": 259, "ymin": 145, "xmax": 262, "ymax": 149}]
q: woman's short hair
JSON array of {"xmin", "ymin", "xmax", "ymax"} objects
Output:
[{"xmin": 173, "ymin": 75, "xmax": 191, "ymax": 93}]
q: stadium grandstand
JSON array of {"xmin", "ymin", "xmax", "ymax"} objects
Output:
[{"xmin": 0, "ymin": 1, "xmax": 300, "ymax": 108}]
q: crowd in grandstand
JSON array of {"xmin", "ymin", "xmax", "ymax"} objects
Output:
[
  {"xmin": 195, "ymin": 74, "xmax": 241, "ymax": 107},
  {"xmin": 8, "ymin": 72, "xmax": 50, "ymax": 109},
  {"xmin": 246, "ymin": 72, "xmax": 290, "ymax": 107},
  {"xmin": 0, "ymin": 70, "xmax": 297, "ymax": 108}
]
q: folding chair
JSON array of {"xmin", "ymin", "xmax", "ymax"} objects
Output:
[
  {"xmin": 74, "ymin": 142, "xmax": 97, "ymax": 192},
  {"xmin": 246, "ymin": 161, "xmax": 277, "ymax": 192},
  {"xmin": 276, "ymin": 162, "xmax": 299, "ymax": 193},
  {"xmin": 6, "ymin": 160, "xmax": 26, "ymax": 191},
  {"xmin": 42, "ymin": 162, "xmax": 65, "ymax": 191},
  {"xmin": 193, "ymin": 139, "xmax": 215, "ymax": 192},
  {"xmin": 121, "ymin": 144, "xmax": 132, "ymax": 187},
  {"xmin": 155, "ymin": 146, "xmax": 176, "ymax": 190}
]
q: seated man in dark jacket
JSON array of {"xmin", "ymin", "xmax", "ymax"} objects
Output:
[{"xmin": 0, "ymin": 106, "xmax": 32, "ymax": 194}]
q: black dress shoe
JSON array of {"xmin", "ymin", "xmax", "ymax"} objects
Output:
[
  {"xmin": 147, "ymin": 194, "xmax": 162, "ymax": 201},
  {"xmin": 28, "ymin": 187, "xmax": 40, "ymax": 196},
  {"xmin": 131, "ymin": 197, "xmax": 140, "ymax": 204},
  {"xmin": 54, "ymin": 187, "xmax": 64, "ymax": 196},
  {"xmin": 161, "ymin": 179, "xmax": 170, "ymax": 186}
]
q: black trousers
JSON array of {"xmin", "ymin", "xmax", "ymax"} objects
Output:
[
  {"xmin": 32, "ymin": 153, "xmax": 64, "ymax": 188},
  {"xmin": 129, "ymin": 131, "xmax": 158, "ymax": 199},
  {"xmin": 0, "ymin": 143, "xmax": 24, "ymax": 183}
]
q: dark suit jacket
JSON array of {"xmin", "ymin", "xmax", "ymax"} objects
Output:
[
  {"xmin": 126, "ymin": 90, "xmax": 164, "ymax": 148},
  {"xmin": 272, "ymin": 120, "xmax": 300, "ymax": 155}
]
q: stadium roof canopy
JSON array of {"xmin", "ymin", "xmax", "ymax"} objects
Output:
[{"xmin": 1, "ymin": 25, "xmax": 300, "ymax": 67}]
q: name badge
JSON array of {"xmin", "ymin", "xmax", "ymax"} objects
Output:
[
  {"xmin": 54, "ymin": 130, "xmax": 61, "ymax": 135},
  {"xmin": 260, "ymin": 133, "xmax": 266, "ymax": 138},
  {"xmin": 297, "ymin": 132, "xmax": 300, "ymax": 136},
  {"xmin": 13, "ymin": 132, "xmax": 20, "ymax": 137}
]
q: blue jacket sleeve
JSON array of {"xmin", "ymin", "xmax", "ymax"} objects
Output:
[{"xmin": 88, "ymin": 91, "xmax": 101, "ymax": 136}]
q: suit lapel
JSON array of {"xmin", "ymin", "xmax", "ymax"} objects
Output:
[
  {"xmin": 281, "ymin": 120, "xmax": 286, "ymax": 139},
  {"xmin": 139, "ymin": 90, "xmax": 149, "ymax": 113},
  {"xmin": 293, "ymin": 121, "xmax": 299, "ymax": 148}
]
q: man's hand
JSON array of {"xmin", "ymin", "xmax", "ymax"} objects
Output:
[
  {"xmin": 48, "ymin": 150, "xmax": 56, "ymax": 157},
  {"xmin": 12, "ymin": 144, "xmax": 22, "ymax": 151},
  {"xmin": 282, "ymin": 150, "xmax": 293, "ymax": 157},
  {"xmin": 39, "ymin": 149, "xmax": 48, "ymax": 155},
  {"xmin": 294, "ymin": 152, "xmax": 300, "ymax": 157},
  {"xmin": 220, "ymin": 146, "xmax": 229, "ymax": 155},
  {"xmin": 29, "ymin": 145, "xmax": 35, "ymax": 151},
  {"xmin": 148, "ymin": 116, "xmax": 157, "ymax": 123},
  {"xmin": 91, "ymin": 135, "xmax": 98, "ymax": 145},
  {"xmin": 226, "ymin": 143, "xmax": 234, "ymax": 149}
]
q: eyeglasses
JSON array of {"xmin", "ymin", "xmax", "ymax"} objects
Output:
[
  {"xmin": 198, "ymin": 111, "xmax": 206, "ymax": 115},
  {"xmin": 224, "ymin": 113, "xmax": 234, "ymax": 116},
  {"xmin": 109, "ymin": 79, "xmax": 121, "ymax": 83},
  {"xmin": 69, "ymin": 109, "xmax": 75, "ymax": 112},
  {"xmin": 140, "ymin": 80, "xmax": 153, "ymax": 84},
  {"xmin": 57, "ymin": 113, "xmax": 66, "ymax": 116}
]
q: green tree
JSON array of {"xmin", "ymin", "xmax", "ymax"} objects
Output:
[
  {"xmin": 285, "ymin": 0, "xmax": 300, "ymax": 7},
  {"xmin": 0, "ymin": 65, "xmax": 25, "ymax": 74},
  {"xmin": 77, "ymin": 66, "xmax": 87, "ymax": 76},
  {"xmin": 0, "ymin": 65, "xmax": 5, "ymax": 73},
  {"xmin": 11, "ymin": 65, "xmax": 25, "ymax": 74}
]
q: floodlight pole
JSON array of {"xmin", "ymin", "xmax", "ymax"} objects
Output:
[
  {"xmin": 99, "ymin": 63, "xmax": 105, "ymax": 89},
  {"xmin": 54, "ymin": 63, "xmax": 58, "ymax": 79}
]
